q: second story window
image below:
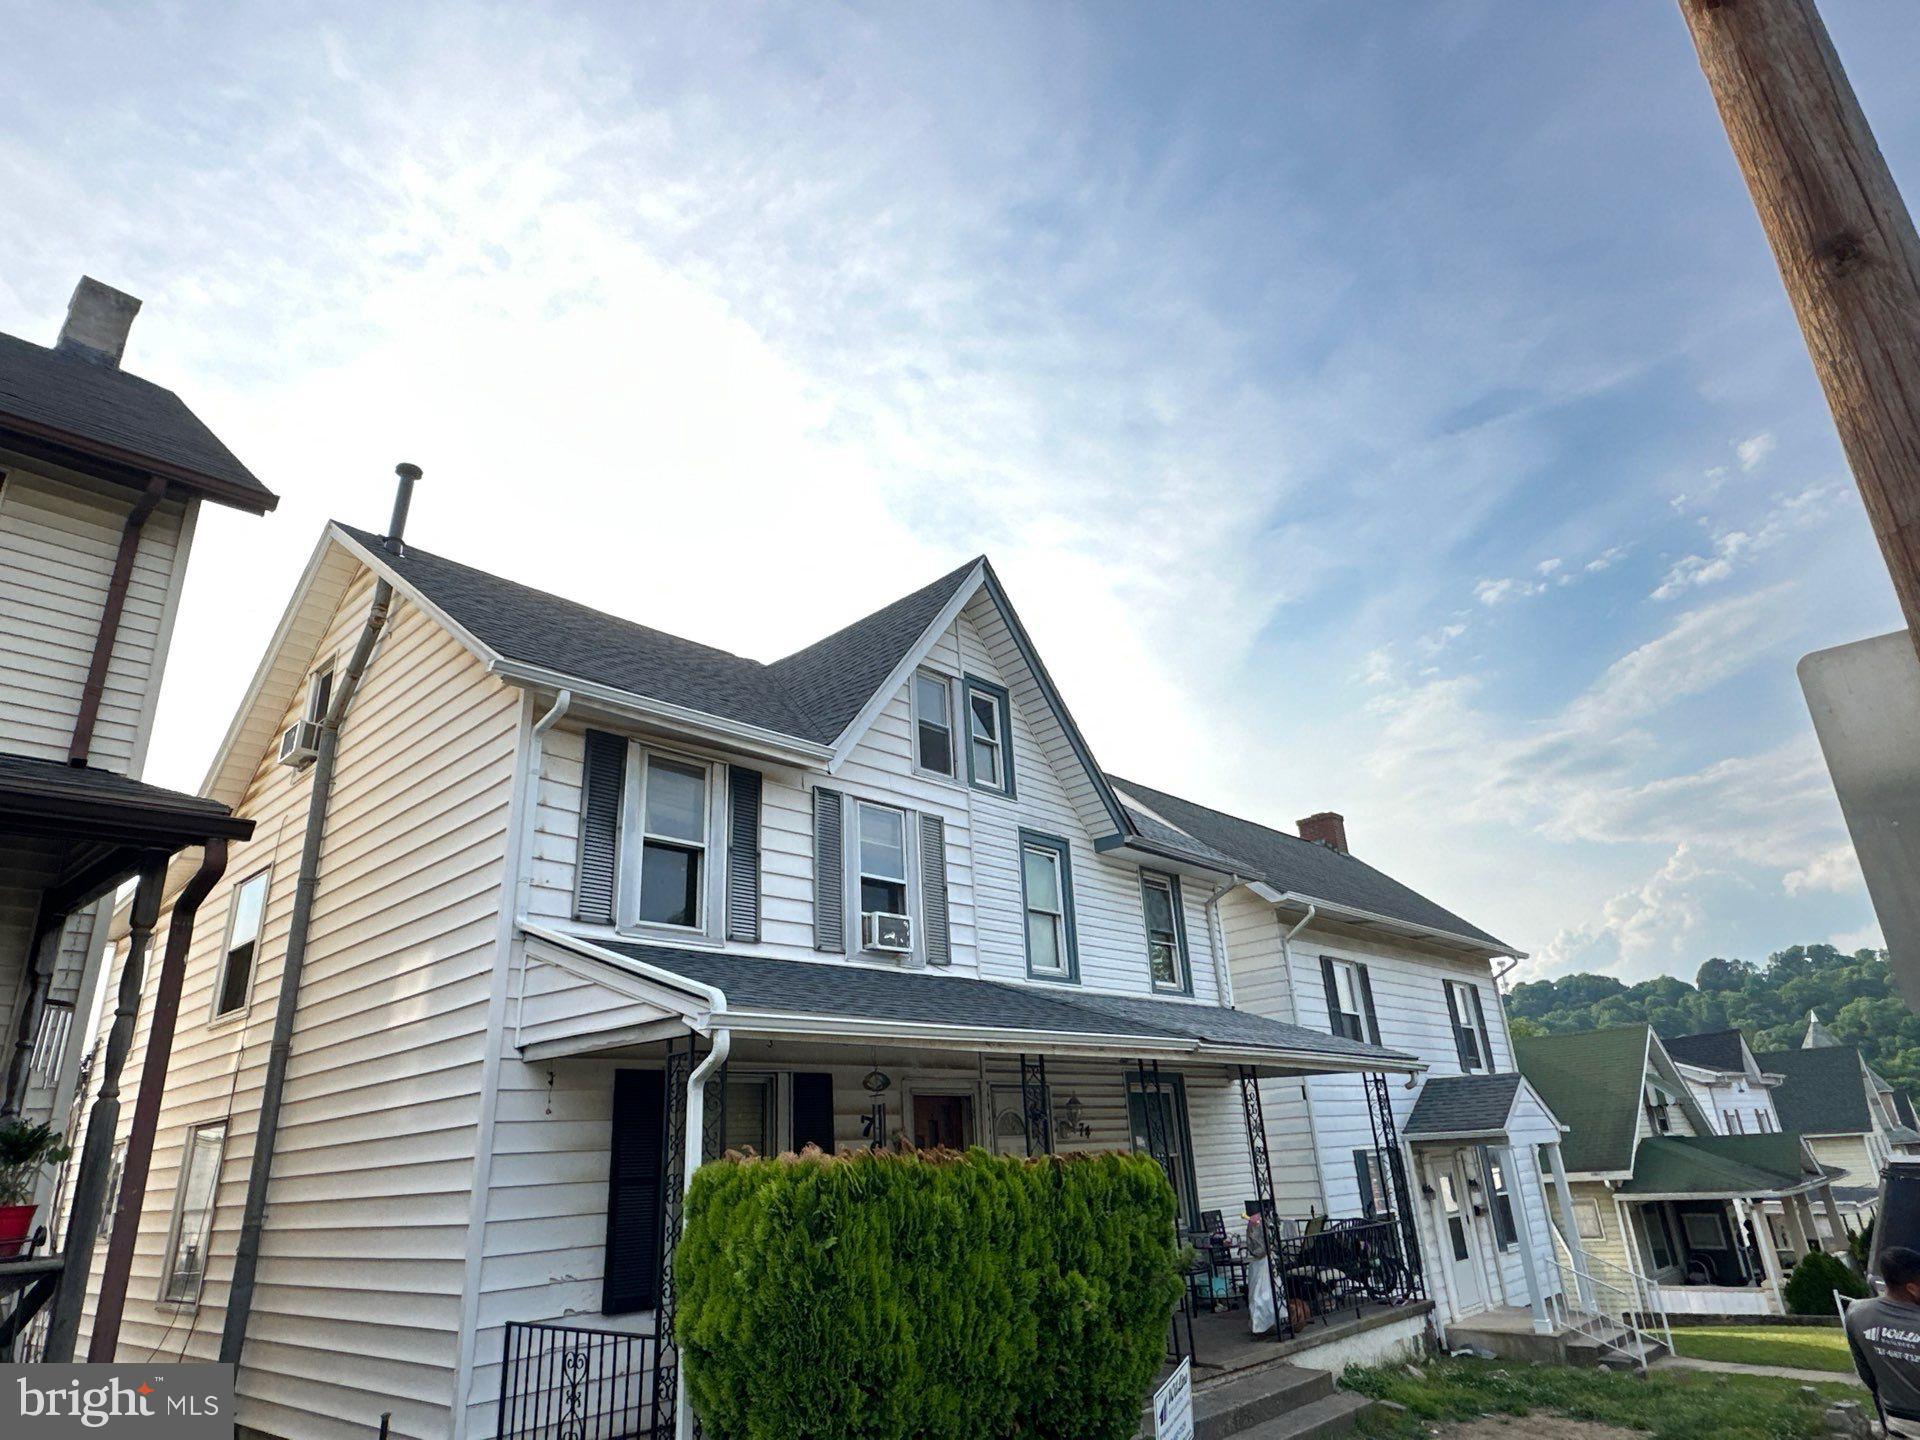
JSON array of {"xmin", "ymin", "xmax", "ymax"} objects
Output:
[
  {"xmin": 637, "ymin": 756, "xmax": 708, "ymax": 929},
  {"xmin": 306, "ymin": 665, "xmax": 334, "ymax": 726},
  {"xmin": 1020, "ymin": 831, "xmax": 1076, "ymax": 981},
  {"xmin": 1322, "ymin": 958, "xmax": 1377, "ymax": 1043},
  {"xmin": 1141, "ymin": 872, "xmax": 1189, "ymax": 994},
  {"xmin": 857, "ymin": 803, "xmax": 909, "ymax": 919},
  {"xmin": 1643, "ymin": 1083, "xmax": 1673, "ymax": 1134},
  {"xmin": 1445, "ymin": 978, "xmax": 1491, "ymax": 1072},
  {"xmin": 913, "ymin": 671, "xmax": 955, "ymax": 777},
  {"xmin": 213, "ymin": 871, "xmax": 270, "ymax": 1019},
  {"xmin": 964, "ymin": 678, "xmax": 1014, "ymax": 797}
]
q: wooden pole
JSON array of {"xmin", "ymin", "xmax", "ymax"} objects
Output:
[{"xmin": 1676, "ymin": 0, "xmax": 1920, "ymax": 660}]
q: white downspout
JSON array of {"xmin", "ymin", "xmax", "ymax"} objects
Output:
[
  {"xmin": 1203, "ymin": 879, "xmax": 1236, "ymax": 1007},
  {"xmin": 1277, "ymin": 905, "xmax": 1329, "ymax": 1214},
  {"xmin": 677, "ymin": 1024, "xmax": 730, "ymax": 1440}
]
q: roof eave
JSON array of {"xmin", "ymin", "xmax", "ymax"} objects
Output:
[
  {"xmin": 1248, "ymin": 884, "xmax": 1524, "ymax": 959},
  {"xmin": 0, "ymin": 411, "xmax": 276, "ymax": 513},
  {"xmin": 1092, "ymin": 832, "xmax": 1244, "ymax": 880}
]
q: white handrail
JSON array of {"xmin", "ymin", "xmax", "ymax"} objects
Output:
[{"xmin": 1545, "ymin": 1221, "xmax": 1671, "ymax": 1371}]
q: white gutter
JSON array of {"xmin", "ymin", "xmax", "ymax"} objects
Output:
[
  {"xmin": 1248, "ymin": 883, "xmax": 1525, "ymax": 960},
  {"xmin": 1203, "ymin": 877, "xmax": 1235, "ymax": 1007}
]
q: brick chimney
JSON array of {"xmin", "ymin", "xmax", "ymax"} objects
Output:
[
  {"xmin": 56, "ymin": 276, "xmax": 142, "ymax": 368},
  {"xmin": 1298, "ymin": 811, "xmax": 1348, "ymax": 854}
]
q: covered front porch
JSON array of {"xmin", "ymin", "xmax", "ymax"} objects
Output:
[
  {"xmin": 488, "ymin": 925, "xmax": 1436, "ymax": 1440},
  {"xmin": 0, "ymin": 755, "xmax": 252, "ymax": 1362}
]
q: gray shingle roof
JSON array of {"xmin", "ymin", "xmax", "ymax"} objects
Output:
[
  {"xmin": 1662, "ymin": 1030, "xmax": 1749, "ymax": 1073},
  {"xmin": 0, "ymin": 330, "xmax": 275, "ymax": 511},
  {"xmin": 1403, "ymin": 1073, "xmax": 1525, "ymax": 1138},
  {"xmin": 600, "ymin": 940, "xmax": 1419, "ymax": 1069},
  {"xmin": 1757, "ymin": 1045, "xmax": 1873, "ymax": 1135},
  {"xmin": 338, "ymin": 524, "xmax": 978, "ymax": 745},
  {"xmin": 1108, "ymin": 777, "xmax": 1511, "ymax": 952}
]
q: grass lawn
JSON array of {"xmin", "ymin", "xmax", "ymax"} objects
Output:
[
  {"xmin": 1664, "ymin": 1324, "xmax": 1854, "ymax": 1374},
  {"xmin": 1343, "ymin": 1355, "xmax": 1860, "ymax": 1440}
]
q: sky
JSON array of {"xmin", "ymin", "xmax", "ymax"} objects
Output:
[{"xmin": 3, "ymin": 1, "xmax": 1913, "ymax": 986}]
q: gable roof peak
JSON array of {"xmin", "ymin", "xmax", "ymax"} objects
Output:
[{"xmin": 1803, "ymin": 1009, "xmax": 1841, "ymax": 1048}]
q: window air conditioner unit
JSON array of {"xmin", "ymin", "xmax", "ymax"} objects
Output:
[
  {"xmin": 862, "ymin": 912, "xmax": 913, "ymax": 954},
  {"xmin": 278, "ymin": 720, "xmax": 322, "ymax": 769}
]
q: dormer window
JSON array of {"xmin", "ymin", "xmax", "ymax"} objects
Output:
[{"xmin": 964, "ymin": 677, "xmax": 1014, "ymax": 797}]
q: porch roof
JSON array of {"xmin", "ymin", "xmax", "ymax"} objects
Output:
[
  {"xmin": 523, "ymin": 926, "xmax": 1421, "ymax": 1073},
  {"xmin": 1402, "ymin": 1073, "xmax": 1524, "ymax": 1139},
  {"xmin": 1616, "ymin": 1135, "xmax": 1821, "ymax": 1201}
]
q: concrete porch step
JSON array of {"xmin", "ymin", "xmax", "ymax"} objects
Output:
[
  {"xmin": 1232, "ymin": 1390, "xmax": 1374, "ymax": 1440},
  {"xmin": 1193, "ymin": 1364, "xmax": 1336, "ymax": 1440}
]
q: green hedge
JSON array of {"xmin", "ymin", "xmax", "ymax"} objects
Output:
[
  {"xmin": 1782, "ymin": 1248, "xmax": 1868, "ymax": 1315},
  {"xmin": 676, "ymin": 1146, "xmax": 1183, "ymax": 1440}
]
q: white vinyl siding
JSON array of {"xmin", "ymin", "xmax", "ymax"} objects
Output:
[
  {"xmin": 69, "ymin": 567, "xmax": 521, "ymax": 1440},
  {"xmin": 0, "ymin": 465, "xmax": 193, "ymax": 774}
]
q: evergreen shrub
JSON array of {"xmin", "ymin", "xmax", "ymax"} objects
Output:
[
  {"xmin": 1783, "ymin": 1247, "xmax": 1868, "ymax": 1315},
  {"xmin": 676, "ymin": 1145, "xmax": 1182, "ymax": 1440}
]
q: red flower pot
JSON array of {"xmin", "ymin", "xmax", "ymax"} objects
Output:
[{"xmin": 0, "ymin": 1202, "xmax": 37, "ymax": 1258}]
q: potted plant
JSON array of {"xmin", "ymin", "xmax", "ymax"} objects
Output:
[{"xmin": 0, "ymin": 1118, "xmax": 72, "ymax": 1258}]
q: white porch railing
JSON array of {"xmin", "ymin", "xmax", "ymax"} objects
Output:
[{"xmin": 1546, "ymin": 1224, "xmax": 1673, "ymax": 1372}]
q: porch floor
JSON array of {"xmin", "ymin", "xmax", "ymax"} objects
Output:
[{"xmin": 1171, "ymin": 1299, "xmax": 1435, "ymax": 1389}]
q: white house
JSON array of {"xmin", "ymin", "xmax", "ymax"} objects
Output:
[
  {"xmin": 1661, "ymin": 1030, "xmax": 1784, "ymax": 1139},
  {"xmin": 51, "ymin": 507, "xmax": 1614, "ymax": 1440},
  {"xmin": 0, "ymin": 279, "xmax": 273, "ymax": 1359}
]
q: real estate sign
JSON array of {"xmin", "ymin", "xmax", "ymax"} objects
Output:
[
  {"xmin": 1153, "ymin": 1357, "xmax": 1193, "ymax": 1440},
  {"xmin": 1801, "ymin": 630, "xmax": 1920, "ymax": 1011}
]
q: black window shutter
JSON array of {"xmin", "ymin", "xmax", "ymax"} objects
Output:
[
  {"xmin": 1444, "ymin": 982, "xmax": 1471, "ymax": 1069},
  {"xmin": 575, "ymin": 729, "xmax": 626, "ymax": 924},
  {"xmin": 725, "ymin": 766, "xmax": 763, "ymax": 942},
  {"xmin": 1354, "ymin": 1150, "xmax": 1378, "ymax": 1217},
  {"xmin": 918, "ymin": 813, "xmax": 951, "ymax": 967},
  {"xmin": 1356, "ymin": 965, "xmax": 1381, "ymax": 1046},
  {"xmin": 603, "ymin": 1069, "xmax": 665, "ymax": 1314},
  {"xmin": 1467, "ymin": 986, "xmax": 1492, "ymax": 1069},
  {"xmin": 1319, "ymin": 956, "xmax": 1344, "ymax": 1037},
  {"xmin": 813, "ymin": 788, "xmax": 845, "ymax": 953},
  {"xmin": 792, "ymin": 1072, "xmax": 835, "ymax": 1154}
]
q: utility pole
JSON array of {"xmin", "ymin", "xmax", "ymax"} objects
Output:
[{"xmin": 1676, "ymin": 0, "xmax": 1920, "ymax": 661}]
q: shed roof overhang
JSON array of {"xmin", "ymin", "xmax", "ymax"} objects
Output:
[
  {"xmin": 514, "ymin": 924, "xmax": 1425, "ymax": 1076},
  {"xmin": 0, "ymin": 756, "xmax": 254, "ymax": 848}
]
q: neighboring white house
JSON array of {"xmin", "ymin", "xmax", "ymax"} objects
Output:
[
  {"xmin": 57, "ymin": 515, "xmax": 1604, "ymax": 1440},
  {"xmin": 0, "ymin": 279, "xmax": 273, "ymax": 1358},
  {"xmin": 1661, "ymin": 1030, "xmax": 1784, "ymax": 1139},
  {"xmin": 1104, "ymin": 782, "xmax": 1573, "ymax": 1346}
]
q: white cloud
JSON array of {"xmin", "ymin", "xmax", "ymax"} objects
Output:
[
  {"xmin": 1831, "ymin": 921, "xmax": 1886, "ymax": 954},
  {"xmin": 1736, "ymin": 431, "xmax": 1776, "ymax": 472},
  {"xmin": 1584, "ymin": 545, "xmax": 1629, "ymax": 573},
  {"xmin": 1475, "ymin": 575, "xmax": 1545, "ymax": 606},
  {"xmin": 1535, "ymin": 846, "xmax": 1718, "ymax": 978},
  {"xmin": 1784, "ymin": 844, "xmax": 1864, "ymax": 897},
  {"xmin": 1651, "ymin": 482, "xmax": 1843, "ymax": 600},
  {"xmin": 1536, "ymin": 557, "xmax": 1563, "ymax": 577}
]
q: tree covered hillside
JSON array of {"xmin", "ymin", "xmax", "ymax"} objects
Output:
[{"xmin": 1507, "ymin": 945, "xmax": 1920, "ymax": 1096}]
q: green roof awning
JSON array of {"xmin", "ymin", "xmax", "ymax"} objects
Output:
[{"xmin": 1617, "ymin": 1135, "xmax": 1818, "ymax": 1199}]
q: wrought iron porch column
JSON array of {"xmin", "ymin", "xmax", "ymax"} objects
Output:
[
  {"xmin": 1363, "ymin": 1071, "xmax": 1422, "ymax": 1289},
  {"xmin": 652, "ymin": 1038, "xmax": 692, "ymax": 1440},
  {"xmin": 1236, "ymin": 1066, "xmax": 1285, "ymax": 1342},
  {"xmin": 1019, "ymin": 1054, "xmax": 1053, "ymax": 1156}
]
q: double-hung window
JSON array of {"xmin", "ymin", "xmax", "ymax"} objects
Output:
[
  {"xmin": 913, "ymin": 671, "xmax": 955, "ymax": 777},
  {"xmin": 161, "ymin": 1121, "xmax": 227, "ymax": 1305},
  {"xmin": 1324, "ymin": 958, "xmax": 1374, "ymax": 1042},
  {"xmin": 1478, "ymin": 1147, "xmax": 1517, "ymax": 1249},
  {"xmin": 306, "ymin": 666, "xmax": 334, "ymax": 727},
  {"xmin": 213, "ymin": 871, "xmax": 269, "ymax": 1019},
  {"xmin": 857, "ymin": 803, "xmax": 910, "ymax": 918},
  {"xmin": 635, "ymin": 753, "xmax": 709, "ymax": 929},
  {"xmin": 964, "ymin": 677, "xmax": 1014, "ymax": 797},
  {"xmin": 1020, "ymin": 832, "xmax": 1076, "ymax": 981},
  {"xmin": 1446, "ymin": 978, "xmax": 1491, "ymax": 1072},
  {"xmin": 1141, "ymin": 872, "xmax": 1189, "ymax": 993}
]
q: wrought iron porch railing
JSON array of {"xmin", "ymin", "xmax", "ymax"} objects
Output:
[
  {"xmin": 497, "ymin": 1321, "xmax": 661, "ymax": 1440},
  {"xmin": 1269, "ymin": 1215, "xmax": 1424, "ymax": 1339}
]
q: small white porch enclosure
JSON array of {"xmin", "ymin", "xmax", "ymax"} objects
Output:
[{"xmin": 490, "ymin": 925, "xmax": 1431, "ymax": 1440}]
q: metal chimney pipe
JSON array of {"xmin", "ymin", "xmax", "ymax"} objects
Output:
[{"xmin": 386, "ymin": 462, "xmax": 421, "ymax": 554}]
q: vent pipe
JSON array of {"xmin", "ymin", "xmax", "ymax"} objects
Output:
[{"xmin": 386, "ymin": 462, "xmax": 421, "ymax": 554}]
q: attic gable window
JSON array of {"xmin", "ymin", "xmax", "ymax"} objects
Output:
[
  {"xmin": 963, "ymin": 676, "xmax": 1014, "ymax": 798},
  {"xmin": 913, "ymin": 671, "xmax": 955, "ymax": 778}
]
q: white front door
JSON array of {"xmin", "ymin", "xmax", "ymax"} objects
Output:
[{"xmin": 1430, "ymin": 1155, "xmax": 1485, "ymax": 1315}]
